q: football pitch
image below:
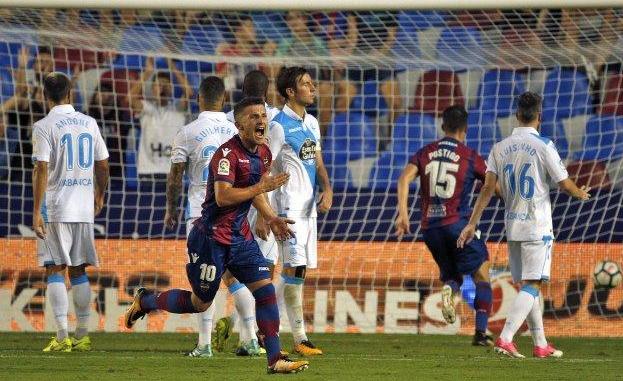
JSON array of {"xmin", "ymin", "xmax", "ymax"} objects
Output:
[{"xmin": 1, "ymin": 333, "xmax": 622, "ymax": 380}]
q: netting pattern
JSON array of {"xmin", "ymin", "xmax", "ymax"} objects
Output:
[{"xmin": 1, "ymin": 8, "xmax": 623, "ymax": 335}]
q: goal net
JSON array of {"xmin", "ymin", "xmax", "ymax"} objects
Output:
[{"xmin": 1, "ymin": 7, "xmax": 622, "ymax": 336}]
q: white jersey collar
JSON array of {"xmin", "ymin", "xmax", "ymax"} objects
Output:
[
  {"xmin": 50, "ymin": 104, "xmax": 75, "ymax": 114},
  {"xmin": 198, "ymin": 111, "xmax": 228, "ymax": 122},
  {"xmin": 512, "ymin": 127, "xmax": 540, "ymax": 135},
  {"xmin": 282, "ymin": 104, "xmax": 306, "ymax": 122}
]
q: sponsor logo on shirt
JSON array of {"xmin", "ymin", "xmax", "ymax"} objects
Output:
[
  {"xmin": 427, "ymin": 204, "xmax": 447, "ymax": 218},
  {"xmin": 222, "ymin": 148, "xmax": 231, "ymax": 157},
  {"xmin": 299, "ymin": 138, "xmax": 317, "ymax": 162},
  {"xmin": 238, "ymin": 159, "xmax": 250, "ymax": 163},
  {"xmin": 258, "ymin": 266, "xmax": 270, "ymax": 271},
  {"xmin": 217, "ymin": 158, "xmax": 230, "ymax": 175},
  {"xmin": 190, "ymin": 253, "xmax": 199, "ymax": 263},
  {"xmin": 288, "ymin": 127, "xmax": 303, "ymax": 133},
  {"xmin": 506, "ymin": 211, "xmax": 532, "ymax": 221}
]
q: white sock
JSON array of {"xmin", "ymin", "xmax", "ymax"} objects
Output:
[
  {"xmin": 230, "ymin": 283, "xmax": 256, "ymax": 344},
  {"xmin": 275, "ymin": 276, "xmax": 288, "ymax": 329},
  {"xmin": 197, "ymin": 303, "xmax": 216, "ymax": 347},
  {"xmin": 70, "ymin": 275, "xmax": 91, "ymax": 339},
  {"xmin": 47, "ymin": 276, "xmax": 69, "ymax": 341},
  {"xmin": 526, "ymin": 296, "xmax": 548, "ymax": 347},
  {"xmin": 282, "ymin": 275, "xmax": 307, "ymax": 344},
  {"xmin": 500, "ymin": 287, "xmax": 537, "ymax": 343}
]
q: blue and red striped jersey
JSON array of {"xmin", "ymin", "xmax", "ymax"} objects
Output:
[
  {"xmin": 197, "ymin": 135, "xmax": 272, "ymax": 245},
  {"xmin": 410, "ymin": 136, "xmax": 487, "ymax": 229}
]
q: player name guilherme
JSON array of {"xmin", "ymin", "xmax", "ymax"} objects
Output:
[
  {"xmin": 428, "ymin": 148, "xmax": 460, "ymax": 162},
  {"xmin": 58, "ymin": 178, "xmax": 93, "ymax": 187}
]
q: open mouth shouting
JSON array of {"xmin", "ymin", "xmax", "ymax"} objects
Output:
[{"xmin": 254, "ymin": 125, "xmax": 266, "ymax": 140}]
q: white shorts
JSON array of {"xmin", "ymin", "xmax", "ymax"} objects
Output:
[
  {"xmin": 247, "ymin": 208, "xmax": 278, "ymax": 264},
  {"xmin": 507, "ymin": 239, "xmax": 553, "ymax": 282},
  {"xmin": 279, "ymin": 217, "xmax": 317, "ymax": 269},
  {"xmin": 37, "ymin": 223, "xmax": 98, "ymax": 267}
]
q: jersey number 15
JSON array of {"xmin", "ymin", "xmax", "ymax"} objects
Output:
[{"xmin": 425, "ymin": 161, "xmax": 459, "ymax": 199}]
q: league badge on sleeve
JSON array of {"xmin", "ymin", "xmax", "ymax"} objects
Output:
[{"xmin": 218, "ymin": 158, "xmax": 230, "ymax": 176}]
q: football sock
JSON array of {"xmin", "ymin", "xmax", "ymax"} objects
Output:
[
  {"xmin": 473, "ymin": 281, "xmax": 492, "ymax": 334},
  {"xmin": 253, "ymin": 284, "xmax": 281, "ymax": 367},
  {"xmin": 274, "ymin": 276, "xmax": 288, "ymax": 328},
  {"xmin": 446, "ymin": 279, "xmax": 461, "ymax": 294},
  {"xmin": 47, "ymin": 273, "xmax": 69, "ymax": 341},
  {"xmin": 140, "ymin": 289, "xmax": 199, "ymax": 314},
  {"xmin": 197, "ymin": 303, "xmax": 215, "ymax": 347},
  {"xmin": 282, "ymin": 274, "xmax": 307, "ymax": 344},
  {"xmin": 526, "ymin": 296, "xmax": 548, "ymax": 347},
  {"xmin": 230, "ymin": 282, "xmax": 256, "ymax": 343},
  {"xmin": 499, "ymin": 284, "xmax": 538, "ymax": 343},
  {"xmin": 70, "ymin": 274, "xmax": 91, "ymax": 339}
]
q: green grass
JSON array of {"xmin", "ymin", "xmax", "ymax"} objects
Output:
[{"xmin": 1, "ymin": 333, "xmax": 622, "ymax": 380}]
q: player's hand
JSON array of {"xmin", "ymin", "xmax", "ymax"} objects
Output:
[
  {"xmin": 94, "ymin": 194, "xmax": 105, "ymax": 216},
  {"xmin": 18, "ymin": 46, "xmax": 29, "ymax": 68},
  {"xmin": 259, "ymin": 172, "xmax": 289, "ymax": 193},
  {"xmin": 144, "ymin": 56, "xmax": 155, "ymax": 73},
  {"xmin": 32, "ymin": 212, "xmax": 46, "ymax": 240},
  {"xmin": 268, "ymin": 217, "xmax": 295, "ymax": 241},
  {"xmin": 578, "ymin": 185, "xmax": 592, "ymax": 201},
  {"xmin": 394, "ymin": 213, "xmax": 410, "ymax": 240},
  {"xmin": 164, "ymin": 209, "xmax": 178, "ymax": 230},
  {"xmin": 254, "ymin": 217, "xmax": 271, "ymax": 241},
  {"xmin": 317, "ymin": 189, "xmax": 333, "ymax": 214},
  {"xmin": 457, "ymin": 223, "xmax": 476, "ymax": 249}
]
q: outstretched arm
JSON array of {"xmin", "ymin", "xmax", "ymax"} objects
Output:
[{"xmin": 558, "ymin": 178, "xmax": 591, "ymax": 200}]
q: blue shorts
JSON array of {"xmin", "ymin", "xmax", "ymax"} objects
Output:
[
  {"xmin": 422, "ymin": 219, "xmax": 489, "ymax": 284},
  {"xmin": 186, "ymin": 226, "xmax": 272, "ymax": 303}
]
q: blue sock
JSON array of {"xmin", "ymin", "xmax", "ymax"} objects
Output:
[
  {"xmin": 474, "ymin": 281, "xmax": 492, "ymax": 333},
  {"xmin": 253, "ymin": 284, "xmax": 281, "ymax": 367},
  {"xmin": 140, "ymin": 289, "xmax": 199, "ymax": 314}
]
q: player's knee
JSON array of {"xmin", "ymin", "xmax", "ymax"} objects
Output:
[
  {"xmin": 221, "ymin": 271, "xmax": 236, "ymax": 287},
  {"xmin": 191, "ymin": 293, "xmax": 211, "ymax": 312},
  {"xmin": 472, "ymin": 262, "xmax": 491, "ymax": 283}
]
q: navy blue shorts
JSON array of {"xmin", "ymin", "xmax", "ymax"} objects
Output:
[
  {"xmin": 186, "ymin": 226, "xmax": 272, "ymax": 303},
  {"xmin": 422, "ymin": 219, "xmax": 489, "ymax": 284}
]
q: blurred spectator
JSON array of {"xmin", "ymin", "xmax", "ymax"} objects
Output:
[
  {"xmin": 89, "ymin": 80, "xmax": 132, "ymax": 179},
  {"xmin": 216, "ymin": 13, "xmax": 275, "ymax": 98},
  {"xmin": 128, "ymin": 57, "xmax": 191, "ymax": 178},
  {"xmin": 495, "ymin": 9, "xmax": 545, "ymax": 68},
  {"xmin": 276, "ymin": 10, "xmax": 336, "ymax": 126}
]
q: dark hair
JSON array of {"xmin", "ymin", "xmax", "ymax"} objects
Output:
[
  {"xmin": 37, "ymin": 46, "xmax": 52, "ymax": 56},
  {"xmin": 154, "ymin": 71, "xmax": 172, "ymax": 82},
  {"xmin": 198, "ymin": 76, "xmax": 225, "ymax": 106},
  {"xmin": 233, "ymin": 96, "xmax": 265, "ymax": 123},
  {"xmin": 276, "ymin": 66, "xmax": 308, "ymax": 100},
  {"xmin": 516, "ymin": 91, "xmax": 542, "ymax": 124},
  {"xmin": 242, "ymin": 70, "xmax": 269, "ymax": 99},
  {"xmin": 43, "ymin": 72, "xmax": 71, "ymax": 103},
  {"xmin": 441, "ymin": 105, "xmax": 468, "ymax": 133}
]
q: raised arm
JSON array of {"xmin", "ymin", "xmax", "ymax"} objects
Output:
[
  {"xmin": 395, "ymin": 163, "xmax": 418, "ymax": 240},
  {"xmin": 457, "ymin": 171, "xmax": 498, "ymax": 248},
  {"xmin": 94, "ymin": 159, "xmax": 109, "ymax": 216},
  {"xmin": 168, "ymin": 58, "xmax": 192, "ymax": 110},
  {"xmin": 165, "ymin": 162, "xmax": 185, "ymax": 229},
  {"xmin": 128, "ymin": 57, "xmax": 155, "ymax": 116},
  {"xmin": 32, "ymin": 160, "xmax": 48, "ymax": 239}
]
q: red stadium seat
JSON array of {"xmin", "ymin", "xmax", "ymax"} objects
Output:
[
  {"xmin": 412, "ymin": 70, "xmax": 464, "ymax": 117},
  {"xmin": 53, "ymin": 47, "xmax": 105, "ymax": 71},
  {"xmin": 600, "ymin": 73, "xmax": 623, "ymax": 116},
  {"xmin": 99, "ymin": 69, "xmax": 139, "ymax": 109}
]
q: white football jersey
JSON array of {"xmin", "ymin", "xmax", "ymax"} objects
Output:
[
  {"xmin": 226, "ymin": 102, "xmax": 280, "ymax": 124},
  {"xmin": 486, "ymin": 127, "xmax": 569, "ymax": 241},
  {"xmin": 170, "ymin": 111, "xmax": 237, "ymax": 219},
  {"xmin": 32, "ymin": 104, "xmax": 109, "ymax": 223},
  {"xmin": 268, "ymin": 104, "xmax": 322, "ymax": 218}
]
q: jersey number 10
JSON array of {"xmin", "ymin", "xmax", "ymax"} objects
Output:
[
  {"xmin": 425, "ymin": 161, "xmax": 459, "ymax": 199},
  {"xmin": 60, "ymin": 133, "xmax": 93, "ymax": 170}
]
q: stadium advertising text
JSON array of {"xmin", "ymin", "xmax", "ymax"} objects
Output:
[{"xmin": 1, "ymin": 240, "xmax": 622, "ymax": 337}]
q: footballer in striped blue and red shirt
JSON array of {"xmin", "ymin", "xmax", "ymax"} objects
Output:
[
  {"xmin": 395, "ymin": 105, "xmax": 494, "ymax": 347},
  {"xmin": 125, "ymin": 97, "xmax": 309, "ymax": 374}
]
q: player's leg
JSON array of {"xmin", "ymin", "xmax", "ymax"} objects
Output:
[
  {"xmin": 423, "ymin": 227, "xmax": 461, "ymax": 324},
  {"xmin": 124, "ymin": 227, "xmax": 222, "ymax": 336},
  {"xmin": 67, "ymin": 223, "xmax": 98, "ymax": 351},
  {"xmin": 219, "ymin": 271, "xmax": 259, "ymax": 356},
  {"xmin": 40, "ymin": 223, "xmax": 73, "ymax": 352},
  {"xmin": 229, "ymin": 239, "xmax": 308, "ymax": 374},
  {"xmin": 279, "ymin": 217, "xmax": 322, "ymax": 355}
]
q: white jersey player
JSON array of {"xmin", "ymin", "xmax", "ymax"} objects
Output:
[
  {"xmin": 32, "ymin": 72, "xmax": 109, "ymax": 352},
  {"xmin": 268, "ymin": 67, "xmax": 333, "ymax": 356},
  {"xmin": 458, "ymin": 92, "xmax": 590, "ymax": 359}
]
